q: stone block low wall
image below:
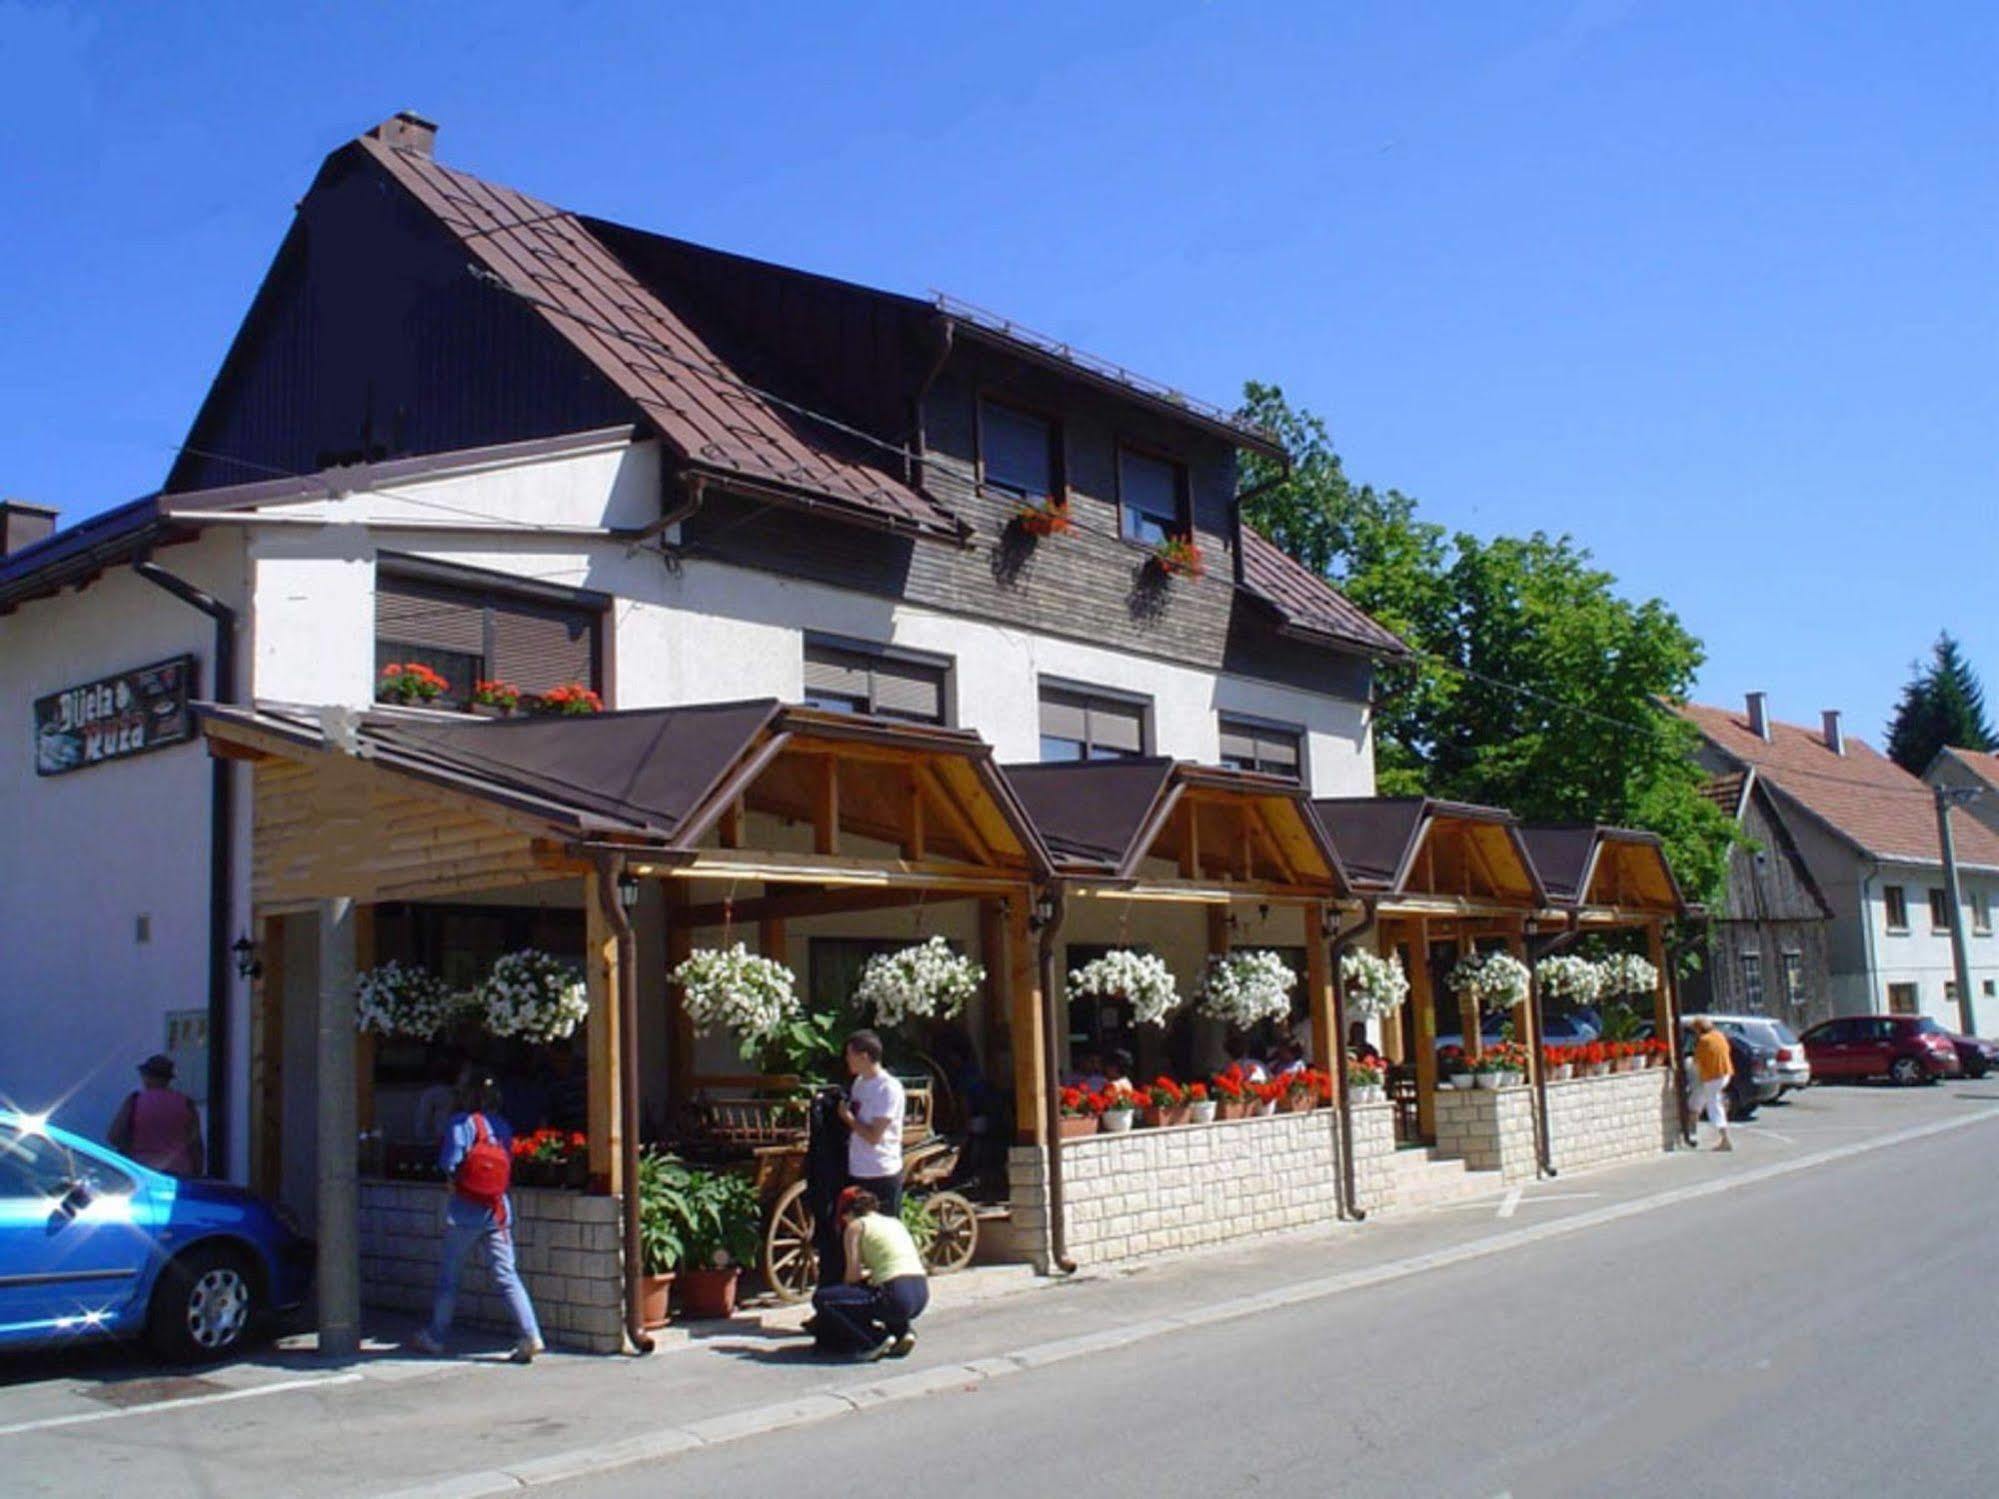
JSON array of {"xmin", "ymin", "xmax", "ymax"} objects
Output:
[
  {"xmin": 1544, "ymin": 1069, "xmax": 1675, "ymax": 1174},
  {"xmin": 1008, "ymin": 1105, "xmax": 1398, "ymax": 1270},
  {"xmin": 359, "ymin": 1180, "xmax": 625, "ymax": 1353},
  {"xmin": 1433, "ymin": 1083, "xmax": 1538, "ymax": 1181}
]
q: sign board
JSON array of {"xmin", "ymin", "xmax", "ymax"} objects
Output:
[{"xmin": 33, "ymin": 654, "xmax": 197, "ymax": 776}]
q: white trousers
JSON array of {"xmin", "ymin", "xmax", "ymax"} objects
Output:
[{"xmin": 1694, "ymin": 1078, "xmax": 1730, "ymax": 1130}]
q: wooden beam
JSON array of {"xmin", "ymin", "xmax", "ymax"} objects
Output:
[
  {"xmin": 583, "ymin": 867, "xmax": 623, "ymax": 1194},
  {"xmin": 1378, "ymin": 922, "xmax": 1406, "ymax": 1066},
  {"xmin": 917, "ymin": 762, "xmax": 995, "ymax": 867},
  {"xmin": 1646, "ymin": 918, "xmax": 1673, "ymax": 1045},
  {"xmin": 1408, "ymin": 919, "xmax": 1438, "ymax": 1141},
  {"xmin": 1207, "ymin": 902, "xmax": 1232, "ymax": 959},
  {"xmin": 678, "ymin": 884, "xmax": 973, "ymax": 928},
  {"xmin": 1006, "ymin": 894, "xmax": 1047, "ymax": 1146},
  {"xmin": 1180, "ymin": 799, "xmax": 1201, "ymax": 879},
  {"xmin": 759, "ymin": 916, "xmax": 787, "ymax": 966},
  {"xmin": 1506, "ymin": 928, "xmax": 1540, "ymax": 1094},
  {"xmin": 665, "ymin": 883, "xmax": 694, "ymax": 1107},
  {"xmin": 719, "ymin": 796, "xmax": 744, "ymax": 850},
  {"xmin": 251, "ymin": 914, "xmax": 286, "ymax": 1198},
  {"xmin": 979, "ymin": 897, "xmax": 1009, "ymax": 1072},
  {"xmin": 354, "ymin": 906, "xmax": 378, "ymax": 1134},
  {"xmin": 814, "ymin": 756, "xmax": 840, "ymax": 856},
  {"xmin": 904, "ymin": 769, "xmax": 926, "ymax": 862},
  {"xmin": 648, "ymin": 850, "xmax": 1021, "ymax": 893},
  {"xmin": 1306, "ymin": 904, "xmax": 1337, "ymax": 1069}
]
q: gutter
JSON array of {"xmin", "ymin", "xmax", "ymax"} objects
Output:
[
  {"xmin": 1326, "ymin": 900, "xmax": 1377, "ymax": 1220},
  {"xmin": 1032, "ymin": 882, "xmax": 1076, "ymax": 1274},
  {"xmin": 591, "ymin": 852, "xmax": 654, "ymax": 1355},
  {"xmin": 133, "ymin": 555, "xmax": 236, "ymax": 1179}
]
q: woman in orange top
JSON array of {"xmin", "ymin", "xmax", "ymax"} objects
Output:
[{"xmin": 1690, "ymin": 1019, "xmax": 1734, "ymax": 1152}]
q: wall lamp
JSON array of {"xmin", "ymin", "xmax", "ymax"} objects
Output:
[{"xmin": 231, "ymin": 934, "xmax": 263, "ymax": 981}]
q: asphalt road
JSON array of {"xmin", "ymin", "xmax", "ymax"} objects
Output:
[{"xmin": 551, "ymin": 1100, "xmax": 1999, "ymax": 1499}]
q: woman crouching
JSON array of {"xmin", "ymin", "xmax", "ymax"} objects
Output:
[{"xmin": 808, "ymin": 1187, "xmax": 928, "ymax": 1360}]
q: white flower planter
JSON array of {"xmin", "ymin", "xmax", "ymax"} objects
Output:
[
  {"xmin": 1187, "ymin": 1100, "xmax": 1218, "ymax": 1124},
  {"xmin": 1253, "ymin": 1099, "xmax": 1278, "ymax": 1117},
  {"xmin": 1099, "ymin": 1110, "xmax": 1135, "ymax": 1135},
  {"xmin": 1550, "ymin": 1065, "xmax": 1573, "ymax": 1082},
  {"xmin": 1447, "ymin": 1072, "xmax": 1474, "ymax": 1090},
  {"xmin": 1474, "ymin": 1072, "xmax": 1500, "ymax": 1090}
]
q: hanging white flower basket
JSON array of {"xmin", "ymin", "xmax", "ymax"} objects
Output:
[
  {"xmin": 1447, "ymin": 951, "xmax": 1531, "ymax": 1014},
  {"xmin": 1597, "ymin": 952, "xmax": 1660, "ymax": 997},
  {"xmin": 853, "ymin": 936, "xmax": 985, "ymax": 1029},
  {"xmin": 1340, "ymin": 949, "xmax": 1410, "ymax": 1020},
  {"xmin": 1195, "ymin": 949, "xmax": 1296, "ymax": 1029},
  {"xmin": 476, "ymin": 950, "xmax": 590, "ymax": 1043},
  {"xmin": 1067, "ymin": 949, "xmax": 1182, "ymax": 1027},
  {"xmin": 1534, "ymin": 953, "xmax": 1603, "ymax": 1004},
  {"xmin": 355, "ymin": 961, "xmax": 467, "ymax": 1040},
  {"xmin": 671, "ymin": 943, "xmax": 801, "ymax": 1047}
]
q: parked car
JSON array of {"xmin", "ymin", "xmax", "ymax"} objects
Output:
[
  {"xmin": 1799, "ymin": 1014, "xmax": 1963, "ymax": 1085},
  {"xmin": 1684, "ymin": 1014, "xmax": 1812, "ymax": 1095},
  {"xmin": 0, "ymin": 1109, "xmax": 314, "ymax": 1359},
  {"xmin": 1678, "ymin": 1018, "xmax": 1782, "ymax": 1119},
  {"xmin": 1436, "ymin": 1011, "xmax": 1598, "ymax": 1056},
  {"xmin": 1945, "ymin": 1033, "xmax": 1999, "ymax": 1079}
]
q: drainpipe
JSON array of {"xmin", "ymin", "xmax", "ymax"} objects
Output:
[
  {"xmin": 134, "ymin": 556, "xmax": 236, "ymax": 1179},
  {"xmin": 591, "ymin": 853, "xmax": 653, "ymax": 1355},
  {"xmin": 909, "ymin": 315, "xmax": 956, "ymax": 491},
  {"xmin": 1525, "ymin": 920, "xmax": 1583, "ymax": 1178},
  {"xmin": 1228, "ymin": 459, "xmax": 1292, "ymax": 590},
  {"xmin": 1327, "ymin": 900, "xmax": 1377, "ymax": 1221},
  {"xmin": 1032, "ymin": 882, "xmax": 1075, "ymax": 1274}
]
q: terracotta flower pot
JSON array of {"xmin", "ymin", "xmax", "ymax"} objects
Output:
[
  {"xmin": 1217, "ymin": 1100, "xmax": 1247, "ymax": 1121},
  {"xmin": 1060, "ymin": 1115, "xmax": 1099, "ymax": 1140},
  {"xmin": 678, "ymin": 1266, "xmax": 741, "ymax": 1320},
  {"xmin": 640, "ymin": 1272, "xmax": 674, "ymax": 1329},
  {"xmin": 1141, "ymin": 1104, "xmax": 1189, "ymax": 1129}
]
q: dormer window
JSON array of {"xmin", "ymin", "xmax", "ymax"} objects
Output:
[
  {"xmin": 979, "ymin": 399, "xmax": 1061, "ymax": 501},
  {"xmin": 1118, "ymin": 447, "xmax": 1189, "ymax": 547}
]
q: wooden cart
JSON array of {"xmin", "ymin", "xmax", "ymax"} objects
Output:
[{"xmin": 689, "ymin": 1078, "xmax": 980, "ymax": 1302}]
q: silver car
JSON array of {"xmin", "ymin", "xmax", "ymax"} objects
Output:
[{"xmin": 1701, "ymin": 1014, "xmax": 1812, "ymax": 1095}]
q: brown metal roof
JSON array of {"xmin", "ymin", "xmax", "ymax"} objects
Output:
[
  {"xmin": 355, "ymin": 129, "xmax": 964, "ymax": 539},
  {"xmin": 1239, "ymin": 529, "xmax": 1411, "ymax": 659},
  {"xmin": 1312, "ymin": 795, "xmax": 1546, "ymax": 905},
  {"xmin": 1516, "ymin": 823, "xmax": 1686, "ymax": 914}
]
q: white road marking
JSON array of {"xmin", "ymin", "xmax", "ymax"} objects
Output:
[
  {"xmin": 0, "ymin": 1371, "xmax": 364, "ymax": 1440},
  {"xmin": 1497, "ymin": 1188, "xmax": 1523, "ymax": 1218}
]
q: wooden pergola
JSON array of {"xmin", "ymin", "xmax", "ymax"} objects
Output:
[{"xmin": 1314, "ymin": 797, "xmax": 1548, "ymax": 1143}]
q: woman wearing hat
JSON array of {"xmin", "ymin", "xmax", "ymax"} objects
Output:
[{"xmin": 107, "ymin": 1054, "xmax": 204, "ymax": 1176}]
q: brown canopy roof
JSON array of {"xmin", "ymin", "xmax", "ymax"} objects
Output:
[
  {"xmin": 1004, "ymin": 758, "xmax": 1349, "ymax": 893},
  {"xmin": 1516, "ymin": 824, "xmax": 1686, "ymax": 915},
  {"xmin": 1312, "ymin": 796, "xmax": 1546, "ymax": 907}
]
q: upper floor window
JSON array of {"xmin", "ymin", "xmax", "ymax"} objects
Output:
[
  {"xmin": 1883, "ymin": 885, "xmax": 1909, "ymax": 933},
  {"xmin": 1739, "ymin": 951, "xmax": 1765, "ymax": 1009},
  {"xmin": 1973, "ymin": 889, "xmax": 1993, "ymax": 935},
  {"xmin": 1928, "ymin": 888, "xmax": 1952, "ymax": 933},
  {"xmin": 375, "ymin": 564, "xmax": 602, "ymax": 712},
  {"xmin": 802, "ymin": 639, "xmax": 948, "ymax": 725},
  {"xmin": 1217, "ymin": 714, "xmax": 1304, "ymax": 784},
  {"xmin": 1039, "ymin": 683, "xmax": 1147, "ymax": 762},
  {"xmin": 979, "ymin": 400, "xmax": 1061, "ymax": 501},
  {"xmin": 1117, "ymin": 448, "xmax": 1189, "ymax": 547}
]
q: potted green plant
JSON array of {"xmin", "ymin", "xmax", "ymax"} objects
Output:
[
  {"xmin": 678, "ymin": 1166, "xmax": 763, "ymax": 1319},
  {"xmin": 635, "ymin": 1149, "xmax": 693, "ymax": 1328}
]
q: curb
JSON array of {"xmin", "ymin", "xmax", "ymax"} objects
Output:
[{"xmin": 373, "ymin": 1105, "xmax": 1999, "ymax": 1498}]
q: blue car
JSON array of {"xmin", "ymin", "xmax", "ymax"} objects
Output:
[{"xmin": 0, "ymin": 1109, "xmax": 314, "ymax": 1360}]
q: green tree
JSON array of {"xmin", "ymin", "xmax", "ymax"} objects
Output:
[
  {"xmin": 1885, "ymin": 632, "xmax": 1995, "ymax": 774},
  {"xmin": 1236, "ymin": 383, "xmax": 1737, "ymax": 903}
]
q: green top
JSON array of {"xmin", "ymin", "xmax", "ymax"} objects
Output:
[{"xmin": 856, "ymin": 1211, "xmax": 926, "ymax": 1284}]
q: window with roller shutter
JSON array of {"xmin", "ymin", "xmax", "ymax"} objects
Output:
[
  {"xmin": 375, "ymin": 567, "xmax": 603, "ymax": 711},
  {"xmin": 1038, "ymin": 683, "xmax": 1148, "ymax": 761},
  {"xmin": 801, "ymin": 639, "xmax": 948, "ymax": 725},
  {"xmin": 1217, "ymin": 714, "xmax": 1304, "ymax": 785}
]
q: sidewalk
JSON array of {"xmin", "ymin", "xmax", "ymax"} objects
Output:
[{"xmin": 4, "ymin": 1084, "xmax": 1991, "ymax": 1499}]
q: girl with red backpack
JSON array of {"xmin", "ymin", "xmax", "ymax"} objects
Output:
[{"xmin": 410, "ymin": 1070, "xmax": 545, "ymax": 1363}]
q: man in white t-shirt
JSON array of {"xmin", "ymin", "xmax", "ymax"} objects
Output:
[{"xmin": 837, "ymin": 1029, "xmax": 906, "ymax": 1215}]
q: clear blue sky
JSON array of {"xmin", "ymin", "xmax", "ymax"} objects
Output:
[{"xmin": 4, "ymin": 1, "xmax": 1993, "ymax": 743}]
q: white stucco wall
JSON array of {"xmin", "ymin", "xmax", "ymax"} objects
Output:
[
  {"xmin": 0, "ymin": 530, "xmax": 253, "ymax": 1163},
  {"xmin": 1863, "ymin": 860, "xmax": 1999, "ymax": 1029}
]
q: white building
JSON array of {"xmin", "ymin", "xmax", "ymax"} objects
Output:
[
  {"xmin": 1681, "ymin": 694, "xmax": 1999, "ymax": 1031},
  {"xmin": 0, "ymin": 114, "xmax": 1402, "ymax": 1184}
]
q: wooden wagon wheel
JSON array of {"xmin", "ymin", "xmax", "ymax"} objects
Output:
[
  {"xmin": 920, "ymin": 1190, "xmax": 977, "ymax": 1276},
  {"xmin": 764, "ymin": 1181, "xmax": 818, "ymax": 1303}
]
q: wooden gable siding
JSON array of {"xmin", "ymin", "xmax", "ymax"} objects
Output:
[
  {"xmin": 168, "ymin": 147, "xmax": 633, "ymax": 494},
  {"xmin": 1720, "ymin": 788, "xmax": 1830, "ymax": 923},
  {"xmin": 252, "ymin": 755, "xmax": 547, "ymax": 912}
]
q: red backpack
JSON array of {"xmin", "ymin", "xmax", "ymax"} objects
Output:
[{"xmin": 454, "ymin": 1114, "xmax": 512, "ymax": 1223}]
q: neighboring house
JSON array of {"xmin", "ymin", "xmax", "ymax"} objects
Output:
[
  {"xmin": 1680, "ymin": 769, "xmax": 1835, "ymax": 1027},
  {"xmin": 1678, "ymin": 694, "xmax": 1999, "ymax": 1032},
  {"xmin": 1924, "ymin": 745, "xmax": 1999, "ymax": 841},
  {"xmin": 0, "ymin": 113, "xmax": 1404, "ymax": 1176}
]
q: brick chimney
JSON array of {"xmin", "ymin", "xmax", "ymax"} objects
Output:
[
  {"xmin": 0, "ymin": 500, "xmax": 58, "ymax": 557},
  {"xmin": 1822, "ymin": 709, "xmax": 1845, "ymax": 756},
  {"xmin": 368, "ymin": 110, "xmax": 437, "ymax": 158},
  {"xmin": 1745, "ymin": 691, "xmax": 1772, "ymax": 743}
]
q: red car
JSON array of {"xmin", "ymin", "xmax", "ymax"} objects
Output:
[{"xmin": 1800, "ymin": 1014, "xmax": 1964, "ymax": 1085}]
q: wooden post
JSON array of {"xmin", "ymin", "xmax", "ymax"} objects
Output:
[
  {"xmin": 1207, "ymin": 903, "xmax": 1232, "ymax": 958},
  {"xmin": 979, "ymin": 897, "xmax": 1010, "ymax": 1072},
  {"xmin": 759, "ymin": 916, "xmax": 787, "ymax": 967},
  {"xmin": 584, "ymin": 867, "xmax": 623, "ymax": 1193},
  {"xmin": 354, "ymin": 905, "xmax": 378, "ymax": 1135},
  {"xmin": 1408, "ymin": 919, "xmax": 1438, "ymax": 1141},
  {"xmin": 251, "ymin": 914, "xmax": 286, "ymax": 1199},
  {"xmin": 316, "ymin": 896, "xmax": 361, "ymax": 1358},
  {"xmin": 1507, "ymin": 928, "xmax": 1540, "ymax": 1089},
  {"xmin": 815, "ymin": 757, "xmax": 840, "ymax": 856},
  {"xmin": 1455, "ymin": 932, "xmax": 1481, "ymax": 1062},
  {"xmin": 1305, "ymin": 904, "xmax": 1337, "ymax": 1069},
  {"xmin": 665, "ymin": 884, "xmax": 694, "ymax": 1107},
  {"xmin": 1646, "ymin": 920, "xmax": 1674, "ymax": 1040},
  {"xmin": 1007, "ymin": 892, "xmax": 1047, "ymax": 1145}
]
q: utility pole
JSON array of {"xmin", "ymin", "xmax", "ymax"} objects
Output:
[{"xmin": 1935, "ymin": 785, "xmax": 1980, "ymax": 1036}]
